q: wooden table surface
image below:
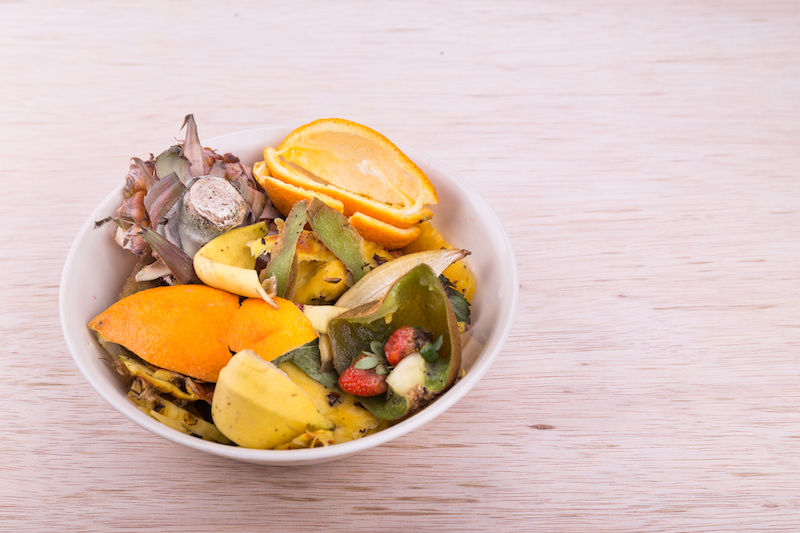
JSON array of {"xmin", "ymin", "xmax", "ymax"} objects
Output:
[{"xmin": 2, "ymin": 1, "xmax": 799, "ymax": 531}]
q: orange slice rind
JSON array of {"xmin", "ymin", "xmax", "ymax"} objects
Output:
[
  {"xmin": 264, "ymin": 146, "xmax": 434, "ymax": 228},
  {"xmin": 347, "ymin": 212, "xmax": 421, "ymax": 250},
  {"xmin": 254, "ymin": 161, "xmax": 344, "ymax": 216},
  {"xmin": 262, "ymin": 118, "xmax": 436, "ymax": 229},
  {"xmin": 280, "ymin": 118, "xmax": 437, "ymax": 203}
]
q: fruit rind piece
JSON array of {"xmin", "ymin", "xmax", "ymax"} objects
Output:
[
  {"xmin": 193, "ymin": 221, "xmax": 277, "ymax": 306},
  {"xmin": 253, "ymin": 161, "xmax": 345, "ymax": 216},
  {"xmin": 335, "ymin": 248, "xmax": 469, "ymax": 309},
  {"xmin": 211, "ymin": 350, "xmax": 334, "ymax": 449},
  {"xmin": 264, "ymin": 200, "xmax": 307, "ymax": 298},
  {"xmin": 279, "ymin": 118, "xmax": 438, "ymax": 201},
  {"xmin": 402, "ymin": 221, "xmax": 476, "ymax": 302},
  {"xmin": 347, "ymin": 212, "xmax": 421, "ymax": 250},
  {"xmin": 263, "ymin": 143, "xmax": 434, "ymax": 229},
  {"xmin": 280, "ymin": 361, "xmax": 380, "ymax": 444},
  {"xmin": 88, "ymin": 285, "xmax": 240, "ymax": 383},
  {"xmin": 303, "ymin": 305, "xmax": 349, "ymax": 334},
  {"xmin": 194, "ymin": 254, "xmax": 274, "ymax": 304},
  {"xmin": 327, "ymin": 264, "xmax": 461, "ymax": 420},
  {"xmin": 292, "ymin": 259, "xmax": 349, "ymax": 304},
  {"xmin": 226, "ymin": 297, "xmax": 318, "ymax": 363},
  {"xmin": 196, "ymin": 221, "xmax": 268, "ymax": 268},
  {"xmin": 129, "ymin": 390, "xmax": 231, "ymax": 444},
  {"xmin": 306, "ymin": 198, "xmax": 370, "ymax": 282}
]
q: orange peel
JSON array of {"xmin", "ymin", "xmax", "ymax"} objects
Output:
[
  {"xmin": 262, "ymin": 118, "xmax": 436, "ymax": 229},
  {"xmin": 226, "ymin": 297, "xmax": 318, "ymax": 362},
  {"xmin": 253, "ymin": 161, "xmax": 344, "ymax": 217},
  {"xmin": 89, "ymin": 285, "xmax": 239, "ymax": 383},
  {"xmin": 347, "ymin": 212, "xmax": 421, "ymax": 250},
  {"xmin": 89, "ymin": 287, "xmax": 317, "ymax": 383}
]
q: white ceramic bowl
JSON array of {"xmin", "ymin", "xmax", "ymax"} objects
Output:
[{"xmin": 59, "ymin": 127, "xmax": 518, "ymax": 465}]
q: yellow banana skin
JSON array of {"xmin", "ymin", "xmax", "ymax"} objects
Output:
[
  {"xmin": 193, "ymin": 221, "xmax": 278, "ymax": 307},
  {"xmin": 211, "ymin": 350, "xmax": 334, "ymax": 449}
]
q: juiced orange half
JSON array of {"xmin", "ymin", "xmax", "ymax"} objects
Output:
[{"xmin": 255, "ymin": 118, "xmax": 438, "ymax": 249}]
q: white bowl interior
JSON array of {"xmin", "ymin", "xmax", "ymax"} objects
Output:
[{"xmin": 59, "ymin": 127, "xmax": 518, "ymax": 465}]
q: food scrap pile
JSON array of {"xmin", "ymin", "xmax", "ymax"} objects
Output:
[{"xmin": 90, "ymin": 116, "xmax": 474, "ymax": 449}]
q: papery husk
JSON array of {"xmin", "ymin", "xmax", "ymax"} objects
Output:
[
  {"xmin": 335, "ymin": 248, "xmax": 469, "ymax": 309},
  {"xmin": 120, "ymin": 224, "xmax": 149, "ymax": 258},
  {"xmin": 182, "ymin": 114, "xmax": 207, "ymax": 179},
  {"xmin": 155, "ymin": 145, "xmax": 192, "ymax": 185},
  {"xmin": 133, "ymin": 222, "xmax": 200, "ymax": 285},
  {"xmin": 123, "ymin": 157, "xmax": 157, "ymax": 197},
  {"xmin": 144, "ymin": 172, "xmax": 185, "ymax": 226},
  {"xmin": 116, "ymin": 190, "xmax": 147, "ymax": 225},
  {"xmin": 135, "ymin": 257, "xmax": 172, "ymax": 282}
]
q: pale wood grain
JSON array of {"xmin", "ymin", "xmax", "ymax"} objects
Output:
[{"xmin": 1, "ymin": 0, "xmax": 799, "ymax": 531}]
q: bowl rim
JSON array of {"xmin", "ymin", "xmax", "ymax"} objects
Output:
[{"xmin": 59, "ymin": 126, "xmax": 519, "ymax": 464}]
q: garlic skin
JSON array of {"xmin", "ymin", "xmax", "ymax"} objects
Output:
[{"xmin": 178, "ymin": 176, "xmax": 247, "ymax": 257}]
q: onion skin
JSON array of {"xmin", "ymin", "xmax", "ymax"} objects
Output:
[{"xmin": 336, "ymin": 248, "xmax": 469, "ymax": 309}]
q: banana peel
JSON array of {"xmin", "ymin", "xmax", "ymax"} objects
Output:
[
  {"xmin": 211, "ymin": 350, "xmax": 334, "ymax": 449},
  {"xmin": 193, "ymin": 221, "xmax": 278, "ymax": 307}
]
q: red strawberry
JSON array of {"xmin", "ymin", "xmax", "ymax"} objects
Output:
[
  {"xmin": 384, "ymin": 326, "xmax": 431, "ymax": 366},
  {"xmin": 338, "ymin": 354, "xmax": 388, "ymax": 397}
]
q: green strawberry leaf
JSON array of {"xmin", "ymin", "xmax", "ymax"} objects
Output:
[
  {"xmin": 271, "ymin": 338, "xmax": 339, "ymax": 389},
  {"xmin": 354, "ymin": 355, "xmax": 380, "ymax": 370},
  {"xmin": 369, "ymin": 340, "xmax": 385, "ymax": 358}
]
